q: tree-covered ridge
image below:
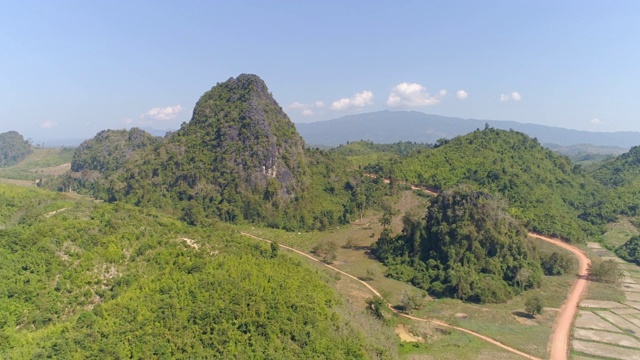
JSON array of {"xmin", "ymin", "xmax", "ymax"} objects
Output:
[
  {"xmin": 332, "ymin": 141, "xmax": 433, "ymax": 157},
  {"xmin": 0, "ymin": 131, "xmax": 32, "ymax": 167},
  {"xmin": 0, "ymin": 183, "xmax": 386, "ymax": 359},
  {"xmin": 376, "ymin": 127, "xmax": 610, "ymax": 242},
  {"xmin": 66, "ymin": 75, "xmax": 388, "ymax": 230},
  {"xmin": 589, "ymin": 146, "xmax": 640, "ymax": 216},
  {"xmin": 373, "ymin": 188, "xmax": 542, "ymax": 303}
]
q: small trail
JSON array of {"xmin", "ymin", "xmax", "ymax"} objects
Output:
[
  {"xmin": 240, "ymin": 231, "xmax": 541, "ymax": 360},
  {"xmin": 528, "ymin": 233, "xmax": 591, "ymax": 360},
  {"xmin": 44, "ymin": 208, "xmax": 69, "ymax": 218}
]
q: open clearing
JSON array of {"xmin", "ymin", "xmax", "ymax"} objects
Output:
[
  {"xmin": 243, "ymin": 190, "xmax": 586, "ymax": 359},
  {"xmin": 571, "ymin": 239, "xmax": 640, "ymax": 359}
]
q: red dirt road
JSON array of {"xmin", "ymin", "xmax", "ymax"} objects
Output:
[
  {"xmin": 370, "ymin": 175, "xmax": 592, "ymax": 359},
  {"xmin": 528, "ymin": 233, "xmax": 591, "ymax": 360}
]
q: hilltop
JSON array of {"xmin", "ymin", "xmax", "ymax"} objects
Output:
[
  {"xmin": 66, "ymin": 74, "xmax": 387, "ymax": 230},
  {"xmin": 370, "ymin": 127, "xmax": 611, "ymax": 242}
]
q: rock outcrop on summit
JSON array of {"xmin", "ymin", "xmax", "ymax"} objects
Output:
[{"xmin": 66, "ymin": 74, "xmax": 374, "ymax": 229}]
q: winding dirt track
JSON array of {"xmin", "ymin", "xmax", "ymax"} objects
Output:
[
  {"xmin": 371, "ymin": 177, "xmax": 592, "ymax": 359},
  {"xmin": 241, "ymin": 232, "xmax": 541, "ymax": 360},
  {"xmin": 528, "ymin": 233, "xmax": 591, "ymax": 360}
]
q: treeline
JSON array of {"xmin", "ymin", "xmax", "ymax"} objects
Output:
[
  {"xmin": 0, "ymin": 131, "xmax": 32, "ymax": 167},
  {"xmin": 333, "ymin": 141, "xmax": 433, "ymax": 157},
  {"xmin": 0, "ymin": 183, "xmax": 393, "ymax": 359}
]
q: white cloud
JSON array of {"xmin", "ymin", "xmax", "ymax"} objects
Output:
[
  {"xmin": 288, "ymin": 100, "xmax": 325, "ymax": 116},
  {"xmin": 40, "ymin": 120, "xmax": 56, "ymax": 129},
  {"xmin": 500, "ymin": 92, "xmax": 522, "ymax": 102},
  {"xmin": 122, "ymin": 117, "xmax": 134, "ymax": 124},
  {"xmin": 386, "ymin": 82, "xmax": 444, "ymax": 107},
  {"xmin": 141, "ymin": 105, "xmax": 184, "ymax": 121},
  {"xmin": 456, "ymin": 90, "xmax": 468, "ymax": 100},
  {"xmin": 331, "ymin": 90, "xmax": 374, "ymax": 111},
  {"xmin": 289, "ymin": 102, "xmax": 306, "ymax": 110},
  {"xmin": 591, "ymin": 118, "xmax": 606, "ymax": 125}
]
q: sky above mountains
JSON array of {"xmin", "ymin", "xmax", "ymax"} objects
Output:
[{"xmin": 2, "ymin": 1, "xmax": 640, "ymax": 142}]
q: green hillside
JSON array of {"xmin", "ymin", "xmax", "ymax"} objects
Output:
[
  {"xmin": 590, "ymin": 145, "xmax": 640, "ymax": 216},
  {"xmin": 375, "ymin": 127, "xmax": 611, "ymax": 242},
  {"xmin": 0, "ymin": 183, "xmax": 392, "ymax": 359}
]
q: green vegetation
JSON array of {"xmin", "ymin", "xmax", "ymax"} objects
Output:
[
  {"xmin": 0, "ymin": 183, "xmax": 391, "ymax": 359},
  {"xmin": 0, "ymin": 131, "xmax": 32, "ymax": 167},
  {"xmin": 373, "ymin": 127, "xmax": 612, "ymax": 242},
  {"xmin": 331, "ymin": 141, "xmax": 432, "ymax": 168},
  {"xmin": 588, "ymin": 260, "xmax": 623, "ymax": 284},
  {"xmin": 590, "ymin": 145, "xmax": 640, "ymax": 217},
  {"xmin": 0, "ymin": 147, "xmax": 74, "ymax": 182},
  {"xmin": 373, "ymin": 188, "xmax": 543, "ymax": 303},
  {"xmin": 615, "ymin": 235, "xmax": 640, "ymax": 265},
  {"xmin": 64, "ymin": 75, "xmax": 389, "ymax": 231},
  {"xmin": 540, "ymin": 251, "xmax": 572, "ymax": 276},
  {"xmin": 524, "ymin": 294, "xmax": 543, "ymax": 317}
]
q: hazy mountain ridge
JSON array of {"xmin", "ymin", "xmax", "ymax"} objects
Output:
[{"xmin": 296, "ymin": 111, "xmax": 640, "ymax": 148}]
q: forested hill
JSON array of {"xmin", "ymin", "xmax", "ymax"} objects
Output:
[
  {"xmin": 373, "ymin": 127, "xmax": 613, "ymax": 242},
  {"xmin": 373, "ymin": 188, "xmax": 543, "ymax": 303},
  {"xmin": 66, "ymin": 74, "xmax": 388, "ymax": 230},
  {"xmin": 589, "ymin": 145, "xmax": 640, "ymax": 216},
  {"xmin": 0, "ymin": 131, "xmax": 32, "ymax": 167}
]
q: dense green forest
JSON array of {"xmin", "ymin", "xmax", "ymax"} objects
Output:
[
  {"xmin": 589, "ymin": 145, "xmax": 640, "ymax": 217},
  {"xmin": 370, "ymin": 127, "xmax": 614, "ymax": 242},
  {"xmin": 0, "ymin": 183, "xmax": 394, "ymax": 359},
  {"xmin": 0, "ymin": 131, "xmax": 32, "ymax": 167},
  {"xmin": 64, "ymin": 75, "xmax": 388, "ymax": 231},
  {"xmin": 373, "ymin": 188, "xmax": 543, "ymax": 303}
]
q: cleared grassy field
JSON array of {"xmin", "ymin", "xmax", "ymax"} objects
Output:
[
  {"xmin": 0, "ymin": 147, "xmax": 74, "ymax": 181},
  {"xmin": 603, "ymin": 217, "xmax": 640, "ymax": 248},
  {"xmin": 242, "ymin": 190, "xmax": 582, "ymax": 359}
]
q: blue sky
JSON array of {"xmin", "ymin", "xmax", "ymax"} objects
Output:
[{"xmin": 2, "ymin": 1, "xmax": 640, "ymax": 142}]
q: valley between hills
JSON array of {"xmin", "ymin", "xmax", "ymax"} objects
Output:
[{"xmin": 2, "ymin": 74, "xmax": 640, "ymax": 359}]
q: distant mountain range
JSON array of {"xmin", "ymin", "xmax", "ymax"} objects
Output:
[{"xmin": 295, "ymin": 111, "xmax": 640, "ymax": 149}]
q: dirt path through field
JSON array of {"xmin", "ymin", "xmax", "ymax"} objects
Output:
[
  {"xmin": 240, "ymin": 232, "xmax": 541, "ymax": 360},
  {"xmin": 528, "ymin": 233, "xmax": 591, "ymax": 360},
  {"xmin": 383, "ymin": 175, "xmax": 590, "ymax": 359}
]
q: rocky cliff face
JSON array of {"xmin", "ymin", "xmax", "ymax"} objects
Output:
[
  {"xmin": 175, "ymin": 74, "xmax": 306, "ymax": 199},
  {"xmin": 68, "ymin": 74, "xmax": 311, "ymax": 223}
]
